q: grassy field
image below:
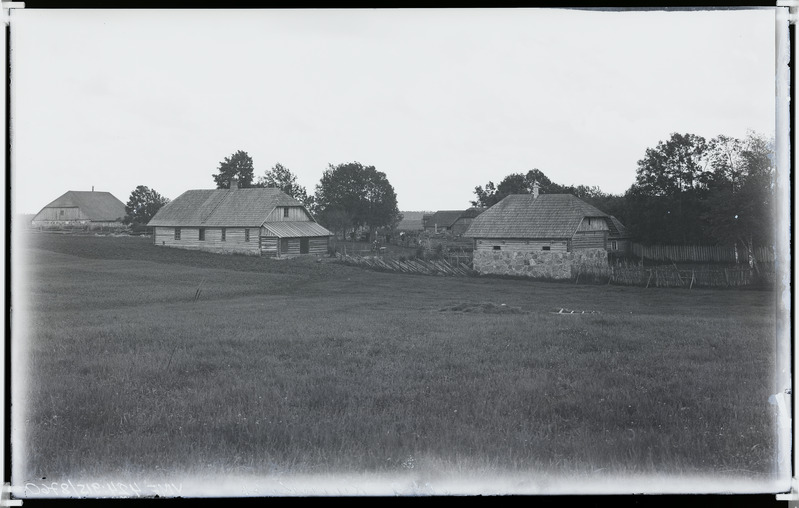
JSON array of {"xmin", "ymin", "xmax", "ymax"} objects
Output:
[{"xmin": 11, "ymin": 233, "xmax": 788, "ymax": 496}]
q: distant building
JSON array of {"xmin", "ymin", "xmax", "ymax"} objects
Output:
[
  {"xmin": 31, "ymin": 190, "xmax": 126, "ymax": 230},
  {"xmin": 396, "ymin": 211, "xmax": 430, "ymax": 232},
  {"xmin": 423, "ymin": 208, "xmax": 485, "ymax": 235},
  {"xmin": 464, "ymin": 185, "xmax": 629, "ymax": 278},
  {"xmin": 147, "ymin": 185, "xmax": 332, "ymax": 257}
]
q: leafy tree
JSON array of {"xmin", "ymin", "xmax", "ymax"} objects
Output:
[
  {"xmin": 212, "ymin": 150, "xmax": 255, "ymax": 189},
  {"xmin": 257, "ymin": 162, "xmax": 314, "ymax": 208},
  {"xmin": 471, "ymin": 169, "xmax": 554, "ymax": 207},
  {"xmin": 627, "ymin": 133, "xmax": 712, "ymax": 244},
  {"xmin": 124, "ymin": 185, "xmax": 170, "ymax": 226},
  {"xmin": 314, "ymin": 162, "xmax": 401, "ymax": 239},
  {"xmin": 701, "ymin": 132, "xmax": 775, "ymax": 267},
  {"xmin": 634, "ymin": 133, "xmax": 709, "ymax": 197}
]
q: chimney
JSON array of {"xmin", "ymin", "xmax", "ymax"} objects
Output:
[
  {"xmin": 229, "ymin": 176, "xmax": 238, "ymax": 190},
  {"xmin": 91, "ymin": 186, "xmax": 94, "ymax": 192},
  {"xmin": 532, "ymin": 180, "xmax": 540, "ymax": 199}
]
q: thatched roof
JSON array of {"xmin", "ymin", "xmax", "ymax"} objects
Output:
[
  {"xmin": 148, "ymin": 188, "xmax": 320, "ymax": 229},
  {"xmin": 464, "ymin": 194, "xmax": 621, "ymax": 239},
  {"xmin": 34, "ymin": 191, "xmax": 126, "ymax": 221}
]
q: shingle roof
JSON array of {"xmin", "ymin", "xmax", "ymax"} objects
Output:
[
  {"xmin": 464, "ymin": 194, "xmax": 619, "ymax": 239},
  {"xmin": 35, "ymin": 191, "xmax": 126, "ymax": 221},
  {"xmin": 147, "ymin": 188, "xmax": 312, "ymax": 228}
]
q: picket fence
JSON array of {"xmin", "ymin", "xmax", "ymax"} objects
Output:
[
  {"xmin": 630, "ymin": 243, "xmax": 774, "ymax": 264},
  {"xmin": 576, "ymin": 264, "xmax": 775, "ymax": 288}
]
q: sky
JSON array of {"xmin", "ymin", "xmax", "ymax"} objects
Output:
[{"xmin": 10, "ymin": 7, "xmax": 778, "ymax": 215}]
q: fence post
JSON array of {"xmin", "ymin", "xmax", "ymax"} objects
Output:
[
  {"xmin": 724, "ymin": 268, "xmax": 730, "ymax": 287},
  {"xmin": 689, "ymin": 270, "xmax": 695, "ymax": 290}
]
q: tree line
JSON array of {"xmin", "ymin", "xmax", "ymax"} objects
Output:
[{"xmin": 125, "ymin": 130, "xmax": 775, "ymax": 260}]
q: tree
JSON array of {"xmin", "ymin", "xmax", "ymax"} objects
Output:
[
  {"xmin": 634, "ymin": 133, "xmax": 709, "ymax": 197},
  {"xmin": 257, "ymin": 162, "xmax": 314, "ymax": 208},
  {"xmin": 702, "ymin": 132, "xmax": 775, "ymax": 267},
  {"xmin": 628, "ymin": 133, "xmax": 711, "ymax": 244},
  {"xmin": 212, "ymin": 150, "xmax": 255, "ymax": 189},
  {"xmin": 123, "ymin": 185, "xmax": 170, "ymax": 226},
  {"xmin": 314, "ymin": 162, "xmax": 401, "ymax": 239},
  {"xmin": 471, "ymin": 169, "xmax": 554, "ymax": 207}
]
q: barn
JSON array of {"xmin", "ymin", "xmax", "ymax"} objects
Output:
[
  {"xmin": 424, "ymin": 208, "xmax": 484, "ymax": 235},
  {"xmin": 147, "ymin": 186, "xmax": 332, "ymax": 257},
  {"xmin": 31, "ymin": 190, "xmax": 126, "ymax": 230},
  {"xmin": 464, "ymin": 186, "xmax": 629, "ymax": 279}
]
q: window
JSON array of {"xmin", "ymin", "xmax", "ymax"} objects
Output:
[
  {"xmin": 174, "ymin": 228, "xmax": 181, "ymax": 240},
  {"xmin": 493, "ymin": 246, "xmax": 501, "ymax": 251},
  {"xmin": 283, "ymin": 207, "xmax": 290, "ymax": 218},
  {"xmin": 59, "ymin": 210, "xmax": 64, "ymax": 216},
  {"xmin": 542, "ymin": 246, "xmax": 551, "ymax": 251},
  {"xmin": 245, "ymin": 229, "xmax": 250, "ymax": 242},
  {"xmin": 611, "ymin": 240, "xmax": 618, "ymax": 251},
  {"xmin": 221, "ymin": 228, "xmax": 226, "ymax": 241},
  {"xmin": 199, "ymin": 228, "xmax": 205, "ymax": 241}
]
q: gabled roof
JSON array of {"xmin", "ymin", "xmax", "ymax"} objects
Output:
[
  {"xmin": 35, "ymin": 191, "xmax": 126, "ymax": 221},
  {"xmin": 427, "ymin": 208, "xmax": 483, "ymax": 228},
  {"xmin": 147, "ymin": 188, "xmax": 311, "ymax": 228},
  {"xmin": 464, "ymin": 194, "xmax": 620, "ymax": 239},
  {"xmin": 397, "ymin": 211, "xmax": 429, "ymax": 231}
]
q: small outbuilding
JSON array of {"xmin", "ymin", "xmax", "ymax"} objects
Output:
[
  {"xmin": 464, "ymin": 185, "xmax": 629, "ymax": 279},
  {"xmin": 147, "ymin": 186, "xmax": 332, "ymax": 257},
  {"xmin": 31, "ymin": 190, "xmax": 126, "ymax": 230}
]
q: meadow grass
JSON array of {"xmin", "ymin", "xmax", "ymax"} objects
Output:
[{"xmin": 12, "ymin": 233, "xmax": 783, "ymax": 495}]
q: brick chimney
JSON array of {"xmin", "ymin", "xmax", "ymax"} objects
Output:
[
  {"xmin": 229, "ymin": 176, "xmax": 238, "ymax": 190},
  {"xmin": 532, "ymin": 180, "xmax": 540, "ymax": 199}
]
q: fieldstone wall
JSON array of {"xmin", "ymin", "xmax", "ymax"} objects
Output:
[{"xmin": 473, "ymin": 248, "xmax": 608, "ymax": 279}]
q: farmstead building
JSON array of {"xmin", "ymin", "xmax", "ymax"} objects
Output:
[
  {"xmin": 147, "ymin": 186, "xmax": 332, "ymax": 257},
  {"xmin": 424, "ymin": 208, "xmax": 484, "ymax": 235},
  {"xmin": 464, "ymin": 185, "xmax": 629, "ymax": 279},
  {"xmin": 31, "ymin": 190, "xmax": 126, "ymax": 230}
]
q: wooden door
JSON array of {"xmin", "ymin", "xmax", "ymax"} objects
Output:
[{"xmin": 300, "ymin": 238, "xmax": 309, "ymax": 254}]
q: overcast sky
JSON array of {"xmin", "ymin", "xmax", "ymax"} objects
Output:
[{"xmin": 10, "ymin": 7, "xmax": 778, "ymax": 214}]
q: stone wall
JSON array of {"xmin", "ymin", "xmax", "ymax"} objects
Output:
[{"xmin": 472, "ymin": 248, "xmax": 608, "ymax": 280}]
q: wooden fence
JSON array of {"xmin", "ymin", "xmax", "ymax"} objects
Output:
[
  {"xmin": 576, "ymin": 264, "xmax": 775, "ymax": 288},
  {"xmin": 630, "ymin": 243, "xmax": 774, "ymax": 264},
  {"xmin": 336, "ymin": 253, "xmax": 475, "ymax": 276}
]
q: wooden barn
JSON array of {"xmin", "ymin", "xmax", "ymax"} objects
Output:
[
  {"xmin": 147, "ymin": 186, "xmax": 332, "ymax": 257},
  {"xmin": 424, "ymin": 208, "xmax": 484, "ymax": 235},
  {"xmin": 464, "ymin": 186, "xmax": 629, "ymax": 278},
  {"xmin": 31, "ymin": 190, "xmax": 126, "ymax": 230}
]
